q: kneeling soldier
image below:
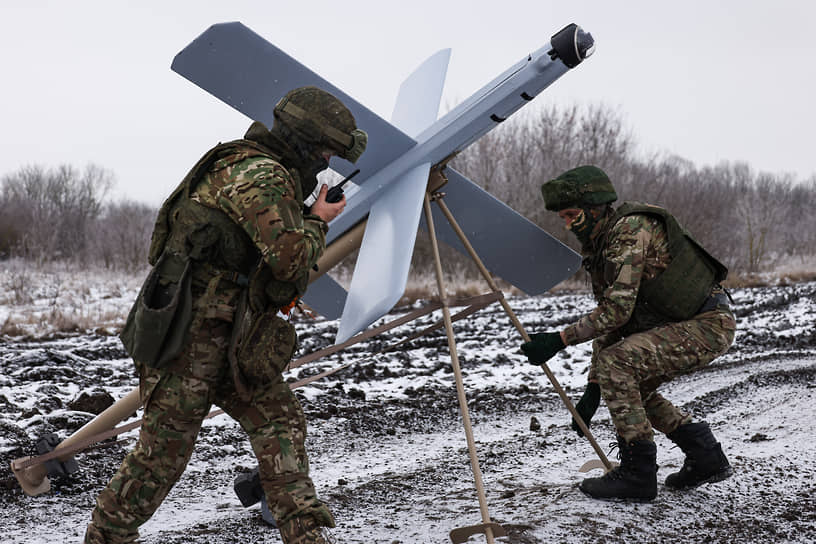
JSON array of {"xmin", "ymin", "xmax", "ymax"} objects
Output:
[{"xmin": 521, "ymin": 166, "xmax": 735, "ymax": 501}]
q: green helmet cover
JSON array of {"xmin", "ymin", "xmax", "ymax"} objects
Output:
[
  {"xmin": 273, "ymin": 86, "xmax": 367, "ymax": 163},
  {"xmin": 541, "ymin": 165, "xmax": 617, "ymax": 211}
]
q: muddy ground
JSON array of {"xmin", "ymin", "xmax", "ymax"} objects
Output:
[{"xmin": 1, "ymin": 282, "xmax": 815, "ymax": 543}]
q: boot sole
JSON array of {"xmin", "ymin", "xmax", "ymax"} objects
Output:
[
  {"xmin": 578, "ymin": 486, "xmax": 656, "ymax": 503},
  {"xmin": 666, "ymin": 466, "xmax": 734, "ymax": 491}
]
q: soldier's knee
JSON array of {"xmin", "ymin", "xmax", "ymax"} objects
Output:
[{"xmin": 253, "ymin": 382, "xmax": 304, "ymax": 423}]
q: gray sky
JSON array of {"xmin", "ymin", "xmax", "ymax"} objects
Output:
[{"xmin": 2, "ymin": 0, "xmax": 814, "ymax": 205}]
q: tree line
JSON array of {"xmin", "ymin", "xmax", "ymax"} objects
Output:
[
  {"xmin": 0, "ymin": 164, "xmax": 154, "ymax": 271},
  {"xmin": 1, "ymin": 104, "xmax": 813, "ymax": 281},
  {"xmin": 450, "ymin": 104, "xmax": 815, "ymax": 276}
]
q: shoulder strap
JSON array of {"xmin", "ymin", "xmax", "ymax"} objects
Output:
[{"xmin": 613, "ymin": 201, "xmax": 728, "ymax": 282}]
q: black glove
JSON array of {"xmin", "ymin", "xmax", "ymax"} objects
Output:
[
  {"xmin": 571, "ymin": 382, "xmax": 601, "ymax": 437},
  {"xmin": 520, "ymin": 332, "xmax": 565, "ymax": 365}
]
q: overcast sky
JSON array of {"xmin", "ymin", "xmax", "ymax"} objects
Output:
[{"xmin": 2, "ymin": 0, "xmax": 814, "ymax": 205}]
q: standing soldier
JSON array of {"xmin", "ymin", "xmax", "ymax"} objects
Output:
[
  {"xmin": 521, "ymin": 165, "xmax": 735, "ymax": 501},
  {"xmin": 84, "ymin": 86, "xmax": 367, "ymax": 543}
]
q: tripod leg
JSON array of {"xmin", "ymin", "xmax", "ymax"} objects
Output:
[
  {"xmin": 431, "ymin": 194, "xmax": 613, "ymax": 472},
  {"xmin": 423, "ymin": 193, "xmax": 496, "ymax": 544}
]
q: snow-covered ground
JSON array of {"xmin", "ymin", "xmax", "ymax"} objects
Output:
[{"xmin": 1, "ymin": 272, "xmax": 814, "ymax": 543}]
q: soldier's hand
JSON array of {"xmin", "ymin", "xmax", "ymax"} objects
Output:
[
  {"xmin": 520, "ymin": 332, "xmax": 565, "ymax": 365},
  {"xmin": 571, "ymin": 382, "xmax": 601, "ymax": 437},
  {"xmin": 311, "ymin": 184, "xmax": 346, "ymax": 223}
]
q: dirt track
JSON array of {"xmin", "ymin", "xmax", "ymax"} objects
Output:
[{"xmin": 1, "ymin": 282, "xmax": 815, "ymax": 543}]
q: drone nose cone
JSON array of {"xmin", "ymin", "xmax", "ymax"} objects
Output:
[
  {"xmin": 548, "ymin": 23, "xmax": 595, "ymax": 68},
  {"xmin": 576, "ymin": 27, "xmax": 595, "ymax": 60}
]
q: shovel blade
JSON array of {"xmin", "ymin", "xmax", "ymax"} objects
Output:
[
  {"xmin": 579, "ymin": 459, "xmax": 618, "ymax": 473},
  {"xmin": 10, "ymin": 458, "xmax": 51, "ymax": 497},
  {"xmin": 450, "ymin": 522, "xmax": 507, "ymax": 543}
]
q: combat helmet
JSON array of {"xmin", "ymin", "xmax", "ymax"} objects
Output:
[
  {"xmin": 273, "ymin": 86, "xmax": 367, "ymax": 163},
  {"xmin": 541, "ymin": 165, "xmax": 617, "ymax": 211}
]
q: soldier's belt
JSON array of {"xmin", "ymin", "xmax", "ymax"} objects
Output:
[{"xmin": 191, "ymin": 264, "xmax": 250, "ymax": 289}]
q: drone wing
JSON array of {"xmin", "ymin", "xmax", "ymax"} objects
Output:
[
  {"xmin": 171, "ymin": 21, "xmax": 420, "ymax": 320},
  {"xmin": 423, "ymin": 167, "xmax": 581, "ymax": 295},
  {"xmin": 171, "ymin": 21, "xmax": 414, "ymax": 182},
  {"xmin": 335, "ymin": 50, "xmax": 450, "ymax": 342},
  {"xmin": 173, "ymin": 22, "xmax": 585, "ymax": 330}
]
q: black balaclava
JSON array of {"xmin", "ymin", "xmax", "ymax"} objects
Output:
[{"xmin": 244, "ymin": 121, "xmax": 328, "ymax": 199}]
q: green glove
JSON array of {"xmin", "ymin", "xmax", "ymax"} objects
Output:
[
  {"xmin": 520, "ymin": 332, "xmax": 565, "ymax": 365},
  {"xmin": 571, "ymin": 382, "xmax": 601, "ymax": 437}
]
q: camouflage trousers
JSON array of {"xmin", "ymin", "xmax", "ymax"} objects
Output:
[
  {"xmin": 590, "ymin": 307, "xmax": 736, "ymax": 443},
  {"xmin": 85, "ymin": 314, "xmax": 333, "ymax": 543}
]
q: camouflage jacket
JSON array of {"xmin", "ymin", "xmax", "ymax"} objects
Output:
[
  {"xmin": 562, "ymin": 212, "xmax": 671, "ymax": 345},
  {"xmin": 190, "ymin": 147, "xmax": 327, "ymax": 284}
]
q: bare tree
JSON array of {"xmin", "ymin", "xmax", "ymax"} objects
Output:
[
  {"xmin": 443, "ymin": 103, "xmax": 811, "ymax": 279},
  {"xmin": 729, "ymin": 165, "xmax": 792, "ymax": 272},
  {"xmin": 783, "ymin": 177, "xmax": 816, "ymax": 264},
  {"xmin": 0, "ymin": 164, "xmax": 113, "ymax": 262},
  {"xmin": 90, "ymin": 200, "xmax": 156, "ymax": 271},
  {"xmin": 3, "ymin": 102, "xmax": 810, "ymax": 287}
]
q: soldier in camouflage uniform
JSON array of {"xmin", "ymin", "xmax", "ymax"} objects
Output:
[
  {"xmin": 84, "ymin": 86, "xmax": 367, "ymax": 543},
  {"xmin": 521, "ymin": 165, "xmax": 735, "ymax": 501}
]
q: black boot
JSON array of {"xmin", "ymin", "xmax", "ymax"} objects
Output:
[
  {"xmin": 579, "ymin": 437, "xmax": 657, "ymax": 501},
  {"xmin": 665, "ymin": 421, "xmax": 733, "ymax": 489}
]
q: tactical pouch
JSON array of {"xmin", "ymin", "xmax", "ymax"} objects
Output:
[
  {"xmin": 120, "ymin": 252, "xmax": 194, "ymax": 368},
  {"xmin": 236, "ymin": 309, "xmax": 297, "ymax": 384},
  {"xmin": 247, "ymin": 264, "xmax": 306, "ymax": 313}
]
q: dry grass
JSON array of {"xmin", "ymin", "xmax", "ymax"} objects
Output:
[
  {"xmin": 0, "ymin": 315, "xmax": 27, "ymax": 337},
  {"xmin": 724, "ymin": 255, "xmax": 816, "ymax": 288},
  {"xmin": 0, "ymin": 258, "xmax": 145, "ymax": 339},
  {"xmin": 395, "ymin": 254, "xmax": 816, "ymax": 303},
  {"xmin": 2, "ymin": 255, "xmax": 814, "ymax": 338},
  {"xmin": 398, "ymin": 273, "xmax": 589, "ymax": 304}
]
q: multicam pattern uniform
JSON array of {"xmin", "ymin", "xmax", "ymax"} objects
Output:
[
  {"xmin": 86, "ymin": 148, "xmax": 332, "ymax": 543},
  {"xmin": 562, "ymin": 213, "xmax": 736, "ymax": 443},
  {"xmin": 193, "ymin": 151, "xmax": 326, "ymax": 283}
]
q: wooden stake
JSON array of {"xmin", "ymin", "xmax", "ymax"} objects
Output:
[
  {"xmin": 432, "ymin": 193, "xmax": 613, "ymax": 472},
  {"xmin": 423, "ymin": 192, "xmax": 497, "ymax": 544}
]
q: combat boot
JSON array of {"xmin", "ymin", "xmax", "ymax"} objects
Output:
[
  {"xmin": 278, "ymin": 515, "xmax": 335, "ymax": 544},
  {"xmin": 579, "ymin": 437, "xmax": 657, "ymax": 501},
  {"xmin": 665, "ymin": 421, "xmax": 733, "ymax": 489}
]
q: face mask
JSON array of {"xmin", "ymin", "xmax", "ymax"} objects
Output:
[
  {"xmin": 298, "ymin": 155, "xmax": 329, "ymax": 198},
  {"xmin": 567, "ymin": 208, "xmax": 596, "ymax": 246}
]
